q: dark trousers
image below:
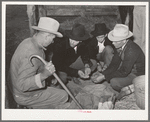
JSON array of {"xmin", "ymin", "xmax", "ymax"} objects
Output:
[
  {"xmin": 110, "ymin": 73, "xmax": 137, "ymax": 92},
  {"xmin": 96, "ymin": 45, "xmax": 114, "ymax": 67}
]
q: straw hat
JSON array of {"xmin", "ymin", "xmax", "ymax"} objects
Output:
[
  {"xmin": 108, "ymin": 24, "xmax": 133, "ymax": 41},
  {"xmin": 32, "ymin": 17, "xmax": 63, "ymax": 37}
]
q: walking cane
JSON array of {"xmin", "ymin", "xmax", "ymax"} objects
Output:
[{"xmin": 29, "ymin": 55, "xmax": 83, "ymax": 109}]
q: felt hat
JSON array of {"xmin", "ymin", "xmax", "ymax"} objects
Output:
[
  {"xmin": 91, "ymin": 23, "xmax": 110, "ymax": 37},
  {"xmin": 65, "ymin": 23, "xmax": 90, "ymax": 41},
  {"xmin": 108, "ymin": 24, "xmax": 133, "ymax": 41},
  {"xmin": 32, "ymin": 17, "xmax": 63, "ymax": 37}
]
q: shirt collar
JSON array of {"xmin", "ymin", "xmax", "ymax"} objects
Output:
[
  {"xmin": 38, "ymin": 43, "xmax": 47, "ymax": 51},
  {"xmin": 121, "ymin": 40, "xmax": 128, "ymax": 50}
]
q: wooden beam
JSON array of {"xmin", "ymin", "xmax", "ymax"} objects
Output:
[
  {"xmin": 27, "ymin": 5, "xmax": 47, "ymax": 36},
  {"xmin": 27, "ymin": 5, "xmax": 37, "ymax": 36}
]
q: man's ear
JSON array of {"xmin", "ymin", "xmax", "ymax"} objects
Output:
[
  {"xmin": 123, "ymin": 39, "xmax": 128, "ymax": 43},
  {"xmin": 45, "ymin": 34, "xmax": 49, "ymax": 41}
]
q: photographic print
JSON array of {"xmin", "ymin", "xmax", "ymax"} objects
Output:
[{"xmin": 1, "ymin": 1, "xmax": 149, "ymax": 121}]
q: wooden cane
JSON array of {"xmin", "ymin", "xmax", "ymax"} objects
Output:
[{"xmin": 29, "ymin": 55, "xmax": 83, "ymax": 109}]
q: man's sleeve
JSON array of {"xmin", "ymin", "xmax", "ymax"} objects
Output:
[
  {"xmin": 86, "ymin": 39, "xmax": 98, "ymax": 60},
  {"xmin": 102, "ymin": 52, "xmax": 121, "ymax": 76},
  {"xmin": 52, "ymin": 44, "xmax": 79, "ymax": 77},
  {"xmin": 16, "ymin": 58, "xmax": 45, "ymax": 92},
  {"xmin": 103, "ymin": 47, "xmax": 138, "ymax": 81},
  {"xmin": 79, "ymin": 42, "xmax": 93, "ymax": 67}
]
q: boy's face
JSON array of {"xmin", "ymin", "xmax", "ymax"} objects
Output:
[{"xmin": 96, "ymin": 34, "xmax": 106, "ymax": 43}]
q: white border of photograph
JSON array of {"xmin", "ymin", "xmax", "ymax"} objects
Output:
[{"xmin": 2, "ymin": 1, "xmax": 149, "ymax": 120}]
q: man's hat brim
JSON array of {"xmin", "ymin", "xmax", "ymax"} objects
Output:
[
  {"xmin": 108, "ymin": 30, "xmax": 133, "ymax": 41},
  {"xmin": 32, "ymin": 26, "xmax": 63, "ymax": 37},
  {"xmin": 65, "ymin": 30, "xmax": 90, "ymax": 41},
  {"xmin": 91, "ymin": 30, "xmax": 109, "ymax": 37}
]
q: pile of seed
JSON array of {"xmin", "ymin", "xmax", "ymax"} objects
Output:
[{"xmin": 114, "ymin": 93, "xmax": 140, "ymax": 110}]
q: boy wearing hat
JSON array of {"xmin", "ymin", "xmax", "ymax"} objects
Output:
[
  {"xmin": 86, "ymin": 23, "xmax": 115, "ymax": 72},
  {"xmin": 93, "ymin": 24, "xmax": 145, "ymax": 94},
  {"xmin": 9, "ymin": 17, "xmax": 70, "ymax": 109},
  {"xmin": 51, "ymin": 23, "xmax": 97, "ymax": 84}
]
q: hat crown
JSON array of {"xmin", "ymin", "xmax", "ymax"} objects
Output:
[
  {"xmin": 108, "ymin": 24, "xmax": 133, "ymax": 41},
  {"xmin": 91, "ymin": 23, "xmax": 109, "ymax": 36},
  {"xmin": 38, "ymin": 17, "xmax": 59, "ymax": 32},
  {"xmin": 71, "ymin": 24, "xmax": 86, "ymax": 38},
  {"xmin": 112, "ymin": 24, "xmax": 129, "ymax": 38},
  {"xmin": 95, "ymin": 23, "xmax": 107, "ymax": 31}
]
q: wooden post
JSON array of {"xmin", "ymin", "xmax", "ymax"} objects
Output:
[
  {"xmin": 27, "ymin": 5, "xmax": 47, "ymax": 36},
  {"xmin": 38, "ymin": 5, "xmax": 47, "ymax": 18},
  {"xmin": 27, "ymin": 5, "xmax": 37, "ymax": 36}
]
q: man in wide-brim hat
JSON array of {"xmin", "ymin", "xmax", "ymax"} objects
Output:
[
  {"xmin": 92, "ymin": 24, "xmax": 145, "ymax": 99},
  {"xmin": 9, "ymin": 17, "xmax": 71, "ymax": 109},
  {"xmin": 86, "ymin": 23, "xmax": 115, "ymax": 73},
  {"xmin": 50, "ymin": 23, "xmax": 97, "ymax": 85}
]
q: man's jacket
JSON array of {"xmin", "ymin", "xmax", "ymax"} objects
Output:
[
  {"xmin": 102, "ymin": 40, "xmax": 145, "ymax": 81},
  {"xmin": 84, "ymin": 36, "xmax": 115, "ymax": 59},
  {"xmin": 51, "ymin": 36, "xmax": 91, "ymax": 77},
  {"xmin": 9, "ymin": 37, "xmax": 46, "ymax": 97}
]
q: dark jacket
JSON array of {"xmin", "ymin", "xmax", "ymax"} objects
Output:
[
  {"xmin": 84, "ymin": 36, "xmax": 115, "ymax": 59},
  {"xmin": 102, "ymin": 40, "xmax": 145, "ymax": 81},
  {"xmin": 51, "ymin": 36, "xmax": 91, "ymax": 77}
]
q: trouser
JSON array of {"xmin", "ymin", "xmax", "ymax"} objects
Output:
[
  {"xmin": 110, "ymin": 73, "xmax": 137, "ymax": 92},
  {"xmin": 133, "ymin": 75, "xmax": 145, "ymax": 109},
  {"xmin": 14, "ymin": 87, "xmax": 68, "ymax": 109},
  {"xmin": 57, "ymin": 56, "xmax": 97, "ymax": 84},
  {"xmin": 96, "ymin": 45, "xmax": 114, "ymax": 67}
]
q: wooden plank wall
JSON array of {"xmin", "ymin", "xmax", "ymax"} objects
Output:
[
  {"xmin": 27, "ymin": 5, "xmax": 120, "ymax": 36},
  {"xmin": 45, "ymin": 5, "xmax": 119, "ymax": 16}
]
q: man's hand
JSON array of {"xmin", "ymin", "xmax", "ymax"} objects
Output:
[
  {"xmin": 84, "ymin": 64, "xmax": 90, "ymax": 68},
  {"xmin": 84, "ymin": 63, "xmax": 91, "ymax": 76},
  {"xmin": 91, "ymin": 72, "xmax": 103, "ymax": 82},
  {"xmin": 97, "ymin": 63, "xmax": 102, "ymax": 72},
  {"xmin": 40, "ymin": 61, "xmax": 55, "ymax": 79},
  {"xmin": 102, "ymin": 64, "xmax": 107, "ymax": 72},
  {"xmin": 84, "ymin": 67, "xmax": 91, "ymax": 76},
  {"xmin": 78, "ymin": 70, "xmax": 89, "ymax": 79},
  {"xmin": 93, "ymin": 74, "xmax": 105, "ymax": 83}
]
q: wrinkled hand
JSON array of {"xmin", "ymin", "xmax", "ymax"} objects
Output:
[
  {"xmin": 91, "ymin": 72, "xmax": 102, "ymax": 82},
  {"xmin": 98, "ymin": 94, "xmax": 116, "ymax": 109},
  {"xmin": 85, "ymin": 67, "xmax": 91, "ymax": 76},
  {"xmin": 97, "ymin": 64, "xmax": 102, "ymax": 72},
  {"xmin": 92, "ymin": 74, "xmax": 105, "ymax": 83},
  {"xmin": 41, "ymin": 61, "xmax": 55, "ymax": 79},
  {"xmin": 78, "ymin": 70, "xmax": 89, "ymax": 79},
  {"xmin": 102, "ymin": 64, "xmax": 107, "ymax": 72}
]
